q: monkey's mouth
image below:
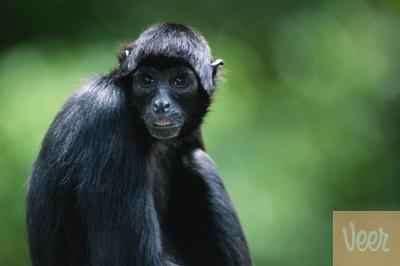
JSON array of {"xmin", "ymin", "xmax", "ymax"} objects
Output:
[
  {"xmin": 146, "ymin": 119, "xmax": 183, "ymax": 140},
  {"xmin": 152, "ymin": 119, "xmax": 175, "ymax": 128}
]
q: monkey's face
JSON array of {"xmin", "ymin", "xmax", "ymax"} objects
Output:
[{"xmin": 130, "ymin": 59, "xmax": 208, "ymax": 140}]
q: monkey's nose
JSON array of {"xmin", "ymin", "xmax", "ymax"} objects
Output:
[{"xmin": 153, "ymin": 99, "xmax": 171, "ymax": 113}]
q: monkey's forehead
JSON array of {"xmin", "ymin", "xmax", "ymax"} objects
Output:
[{"xmin": 135, "ymin": 55, "xmax": 195, "ymax": 70}]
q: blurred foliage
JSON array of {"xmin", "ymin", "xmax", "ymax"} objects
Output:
[{"xmin": 1, "ymin": 0, "xmax": 400, "ymax": 265}]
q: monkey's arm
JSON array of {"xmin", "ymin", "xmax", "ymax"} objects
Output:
[
  {"xmin": 27, "ymin": 78, "xmax": 164, "ymax": 266},
  {"xmin": 182, "ymin": 149, "xmax": 252, "ymax": 266},
  {"xmin": 26, "ymin": 171, "xmax": 71, "ymax": 266}
]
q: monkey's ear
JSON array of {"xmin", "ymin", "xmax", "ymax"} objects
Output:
[
  {"xmin": 211, "ymin": 58, "xmax": 224, "ymax": 77},
  {"xmin": 211, "ymin": 58, "xmax": 224, "ymax": 83},
  {"xmin": 211, "ymin": 58, "xmax": 224, "ymax": 69},
  {"xmin": 116, "ymin": 44, "xmax": 136, "ymax": 77},
  {"xmin": 118, "ymin": 46, "xmax": 133, "ymax": 65}
]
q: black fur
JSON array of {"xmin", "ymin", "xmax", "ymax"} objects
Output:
[{"xmin": 26, "ymin": 23, "xmax": 252, "ymax": 266}]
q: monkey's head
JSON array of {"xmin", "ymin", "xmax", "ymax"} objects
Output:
[{"xmin": 117, "ymin": 23, "xmax": 223, "ymax": 140}]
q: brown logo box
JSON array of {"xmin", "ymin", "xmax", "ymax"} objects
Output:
[{"xmin": 333, "ymin": 211, "xmax": 400, "ymax": 266}]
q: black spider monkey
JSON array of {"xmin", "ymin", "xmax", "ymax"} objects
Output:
[{"xmin": 27, "ymin": 23, "xmax": 252, "ymax": 266}]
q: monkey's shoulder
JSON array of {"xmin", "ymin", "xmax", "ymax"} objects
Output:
[{"xmin": 182, "ymin": 148, "xmax": 218, "ymax": 174}]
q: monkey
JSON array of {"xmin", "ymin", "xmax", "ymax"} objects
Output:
[{"xmin": 27, "ymin": 23, "xmax": 252, "ymax": 266}]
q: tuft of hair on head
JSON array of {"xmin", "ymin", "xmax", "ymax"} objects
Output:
[{"xmin": 116, "ymin": 22, "xmax": 223, "ymax": 96}]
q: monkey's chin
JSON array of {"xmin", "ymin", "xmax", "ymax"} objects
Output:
[{"xmin": 147, "ymin": 125, "xmax": 182, "ymax": 140}]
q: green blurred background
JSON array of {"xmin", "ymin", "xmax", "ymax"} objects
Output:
[{"xmin": 2, "ymin": 0, "xmax": 400, "ymax": 265}]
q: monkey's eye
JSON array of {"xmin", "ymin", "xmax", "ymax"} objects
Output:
[
  {"xmin": 139, "ymin": 74, "xmax": 155, "ymax": 87},
  {"xmin": 171, "ymin": 74, "xmax": 189, "ymax": 89}
]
